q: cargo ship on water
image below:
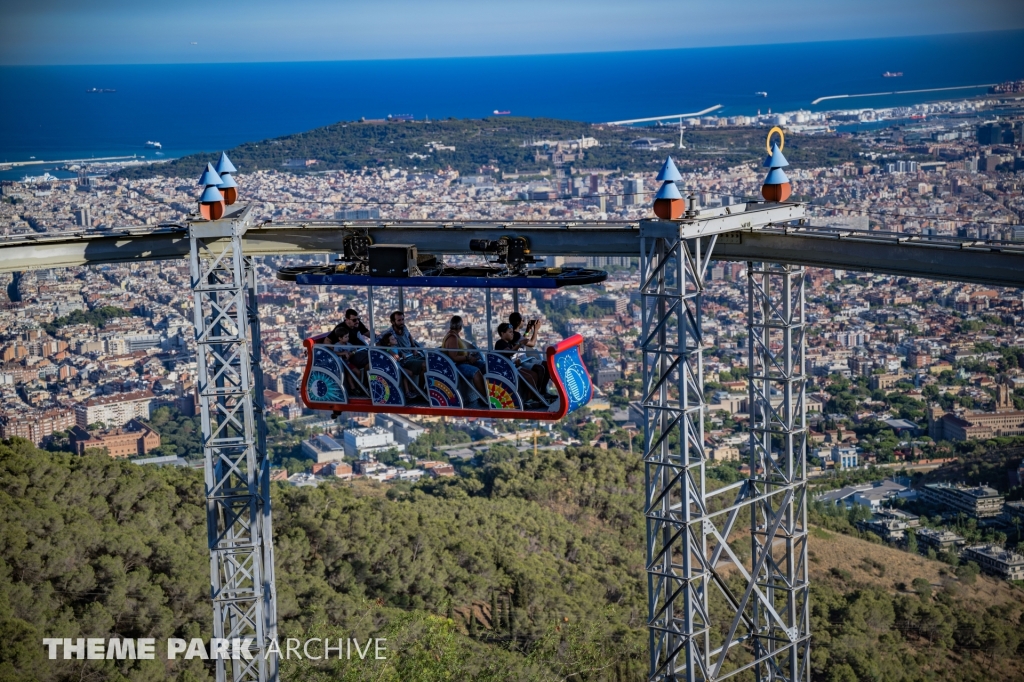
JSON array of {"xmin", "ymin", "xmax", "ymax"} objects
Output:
[
  {"xmin": 86, "ymin": 88, "xmax": 116, "ymax": 93},
  {"xmin": 989, "ymin": 79, "xmax": 1024, "ymax": 94},
  {"xmin": 881, "ymin": 71, "xmax": 903, "ymax": 78}
]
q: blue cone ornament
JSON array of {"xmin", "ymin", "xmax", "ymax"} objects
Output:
[{"xmin": 653, "ymin": 157, "xmax": 685, "ymax": 219}]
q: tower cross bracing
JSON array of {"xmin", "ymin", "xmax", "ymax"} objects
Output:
[{"xmin": 189, "ymin": 209, "xmax": 279, "ymax": 681}]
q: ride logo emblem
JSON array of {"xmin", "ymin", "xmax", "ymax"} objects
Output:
[{"xmin": 551, "ymin": 340, "xmax": 592, "ymax": 414}]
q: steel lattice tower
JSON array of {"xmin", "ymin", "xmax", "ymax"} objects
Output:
[
  {"xmin": 641, "ymin": 223, "xmax": 809, "ymax": 681},
  {"xmin": 745, "ymin": 262, "xmax": 810, "ymax": 682},
  {"xmin": 190, "ymin": 207, "xmax": 279, "ymax": 682}
]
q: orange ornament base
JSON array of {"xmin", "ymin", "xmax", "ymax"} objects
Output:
[
  {"xmin": 653, "ymin": 198, "xmax": 684, "ymax": 220},
  {"xmin": 200, "ymin": 200, "xmax": 225, "ymax": 220},
  {"xmin": 221, "ymin": 187, "xmax": 238, "ymax": 205},
  {"xmin": 761, "ymin": 182, "xmax": 792, "ymax": 202}
]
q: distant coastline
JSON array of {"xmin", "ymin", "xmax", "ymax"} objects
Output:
[{"xmin": 1, "ymin": 29, "xmax": 1022, "ymax": 171}]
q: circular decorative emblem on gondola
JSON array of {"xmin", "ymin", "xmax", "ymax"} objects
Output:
[
  {"xmin": 307, "ymin": 370, "xmax": 344, "ymax": 403},
  {"xmin": 564, "ymin": 364, "xmax": 588, "ymax": 404},
  {"xmin": 428, "ymin": 377, "xmax": 459, "ymax": 407},
  {"xmin": 488, "ymin": 381, "xmax": 517, "ymax": 410},
  {"xmin": 370, "ymin": 374, "xmax": 392, "ymax": 404}
]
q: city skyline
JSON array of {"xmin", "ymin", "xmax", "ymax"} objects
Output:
[{"xmin": 2, "ymin": 0, "xmax": 1024, "ymax": 65}]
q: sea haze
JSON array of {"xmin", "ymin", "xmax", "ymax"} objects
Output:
[{"xmin": 1, "ymin": 30, "xmax": 1022, "ymax": 168}]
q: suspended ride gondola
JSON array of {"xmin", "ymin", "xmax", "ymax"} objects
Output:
[{"xmin": 279, "ymin": 235, "xmax": 599, "ymax": 420}]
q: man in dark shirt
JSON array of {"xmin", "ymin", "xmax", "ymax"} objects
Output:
[{"xmin": 323, "ymin": 308, "xmax": 369, "ymax": 369}]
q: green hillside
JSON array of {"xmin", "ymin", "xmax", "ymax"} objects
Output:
[
  {"xmin": 2, "ymin": 438, "xmax": 1021, "ymax": 681},
  {"xmin": 113, "ymin": 117, "xmax": 862, "ymax": 181}
]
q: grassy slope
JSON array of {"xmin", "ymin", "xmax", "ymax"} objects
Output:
[{"xmin": 808, "ymin": 526, "xmax": 1024, "ymax": 681}]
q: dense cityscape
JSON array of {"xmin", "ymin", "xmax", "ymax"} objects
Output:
[{"xmin": 3, "ymin": 88, "xmax": 1024, "ymax": 680}]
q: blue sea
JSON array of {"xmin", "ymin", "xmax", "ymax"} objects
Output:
[{"xmin": 1, "ymin": 29, "xmax": 1022, "ymax": 178}]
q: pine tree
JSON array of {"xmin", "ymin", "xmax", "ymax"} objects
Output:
[
  {"xmin": 490, "ymin": 591, "xmax": 499, "ymax": 631},
  {"xmin": 469, "ymin": 609, "xmax": 477, "ymax": 637},
  {"xmin": 446, "ymin": 602, "xmax": 454, "ymax": 621},
  {"xmin": 508, "ymin": 604, "xmax": 516, "ymax": 641},
  {"xmin": 906, "ymin": 528, "xmax": 918, "ymax": 554}
]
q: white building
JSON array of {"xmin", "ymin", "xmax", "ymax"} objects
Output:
[
  {"xmin": 75, "ymin": 390, "xmax": 154, "ymax": 429},
  {"xmin": 962, "ymin": 545, "xmax": 1024, "ymax": 581},
  {"xmin": 832, "ymin": 446, "xmax": 859, "ymax": 470},
  {"xmin": 397, "ymin": 468, "xmax": 426, "ymax": 482},
  {"xmin": 105, "ymin": 338, "xmax": 128, "ymax": 355},
  {"xmin": 375, "ymin": 414, "xmax": 426, "ymax": 445},
  {"xmin": 711, "ymin": 391, "xmax": 747, "ymax": 415},
  {"xmin": 817, "ymin": 480, "xmax": 912, "ymax": 511},
  {"xmin": 287, "ymin": 473, "xmax": 319, "ymax": 488},
  {"xmin": 301, "ymin": 434, "xmax": 347, "ymax": 463},
  {"xmin": 343, "ymin": 426, "xmax": 403, "ymax": 459}
]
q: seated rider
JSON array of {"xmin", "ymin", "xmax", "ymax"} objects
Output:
[
  {"xmin": 378, "ymin": 331, "xmax": 420, "ymax": 398},
  {"xmin": 384, "ymin": 310, "xmax": 426, "ymax": 387},
  {"xmin": 509, "ymin": 312, "xmax": 540, "ymax": 350},
  {"xmin": 441, "ymin": 315, "xmax": 487, "ymax": 403},
  {"xmin": 323, "ymin": 308, "xmax": 370, "ymax": 390},
  {"xmin": 495, "ymin": 322, "xmax": 545, "ymax": 396},
  {"xmin": 508, "ymin": 312, "xmax": 548, "ymax": 389}
]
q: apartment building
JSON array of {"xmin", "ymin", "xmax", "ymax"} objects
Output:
[
  {"xmin": 74, "ymin": 390, "xmax": 155, "ymax": 429},
  {"xmin": 920, "ymin": 482, "xmax": 1005, "ymax": 519},
  {"xmin": 962, "ymin": 544, "xmax": 1024, "ymax": 581}
]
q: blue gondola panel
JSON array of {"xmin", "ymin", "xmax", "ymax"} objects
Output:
[
  {"xmin": 551, "ymin": 342, "xmax": 592, "ymax": 414},
  {"xmin": 369, "ymin": 349, "xmax": 405, "ymax": 406},
  {"xmin": 307, "ymin": 346, "xmax": 348, "ymax": 405}
]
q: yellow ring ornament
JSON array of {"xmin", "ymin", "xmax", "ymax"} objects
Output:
[{"xmin": 766, "ymin": 126, "xmax": 785, "ymax": 154}]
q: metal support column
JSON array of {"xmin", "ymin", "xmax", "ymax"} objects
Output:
[
  {"xmin": 641, "ymin": 225, "xmax": 715, "ymax": 681},
  {"xmin": 367, "ymin": 285, "xmax": 376, "ymax": 341},
  {"xmin": 745, "ymin": 262, "xmax": 810, "ymax": 681},
  {"xmin": 641, "ymin": 225, "xmax": 810, "ymax": 681},
  {"xmin": 190, "ymin": 206, "xmax": 278, "ymax": 682}
]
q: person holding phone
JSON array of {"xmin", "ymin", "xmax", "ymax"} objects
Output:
[
  {"xmin": 495, "ymin": 323, "xmax": 546, "ymax": 399},
  {"xmin": 508, "ymin": 312, "xmax": 540, "ymax": 351},
  {"xmin": 508, "ymin": 312, "xmax": 548, "ymax": 390}
]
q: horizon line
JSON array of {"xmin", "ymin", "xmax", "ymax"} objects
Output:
[{"xmin": 2, "ymin": 27, "xmax": 1022, "ymax": 68}]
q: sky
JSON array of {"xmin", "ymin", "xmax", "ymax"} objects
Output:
[{"xmin": 2, "ymin": 0, "xmax": 1024, "ymax": 65}]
